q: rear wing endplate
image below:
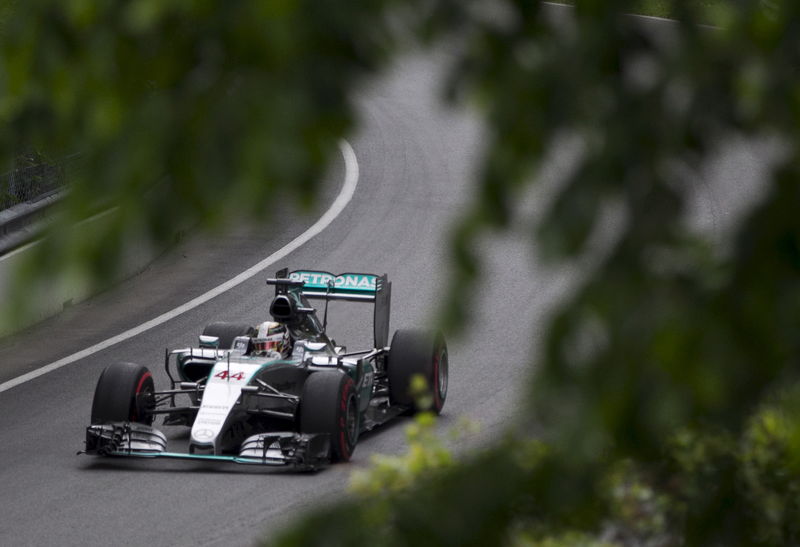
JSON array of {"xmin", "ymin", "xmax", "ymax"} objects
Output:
[{"xmin": 267, "ymin": 269, "xmax": 391, "ymax": 349}]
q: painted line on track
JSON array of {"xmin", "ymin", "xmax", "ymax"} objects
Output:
[
  {"xmin": 0, "ymin": 140, "xmax": 359, "ymax": 394},
  {"xmin": 543, "ymin": 2, "xmax": 717, "ymax": 28},
  {"xmin": 544, "ymin": 2, "xmax": 678, "ymax": 20}
]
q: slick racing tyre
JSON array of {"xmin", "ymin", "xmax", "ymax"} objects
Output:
[
  {"xmin": 299, "ymin": 372, "xmax": 359, "ymax": 462},
  {"xmin": 201, "ymin": 322, "xmax": 256, "ymax": 349},
  {"xmin": 387, "ymin": 329, "xmax": 448, "ymax": 414},
  {"xmin": 91, "ymin": 362, "xmax": 155, "ymax": 425}
]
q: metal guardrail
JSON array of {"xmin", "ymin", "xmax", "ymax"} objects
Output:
[
  {"xmin": 0, "ymin": 154, "xmax": 82, "ymax": 256},
  {"xmin": 0, "ymin": 190, "xmax": 64, "ymax": 255},
  {"xmin": 0, "ymin": 155, "xmax": 67, "ymax": 210}
]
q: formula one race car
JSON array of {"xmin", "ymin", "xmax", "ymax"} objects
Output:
[{"xmin": 82, "ymin": 268, "xmax": 448, "ymax": 470}]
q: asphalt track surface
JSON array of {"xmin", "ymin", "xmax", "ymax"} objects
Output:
[{"xmin": 0, "ymin": 26, "xmax": 777, "ymax": 547}]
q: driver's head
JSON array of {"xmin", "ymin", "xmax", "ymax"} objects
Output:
[{"xmin": 253, "ymin": 321, "xmax": 289, "ymax": 357}]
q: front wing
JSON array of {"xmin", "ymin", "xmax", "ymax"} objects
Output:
[{"xmin": 84, "ymin": 423, "xmax": 331, "ymax": 470}]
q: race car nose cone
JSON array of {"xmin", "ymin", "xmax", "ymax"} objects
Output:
[{"xmin": 189, "ymin": 439, "xmax": 215, "ymax": 455}]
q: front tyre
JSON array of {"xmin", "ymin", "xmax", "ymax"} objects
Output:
[
  {"xmin": 387, "ymin": 329, "xmax": 448, "ymax": 414},
  {"xmin": 299, "ymin": 372, "xmax": 359, "ymax": 462},
  {"xmin": 91, "ymin": 362, "xmax": 155, "ymax": 425}
]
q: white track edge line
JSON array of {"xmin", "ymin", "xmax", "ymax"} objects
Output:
[
  {"xmin": 543, "ymin": 2, "xmax": 685, "ymax": 24},
  {"xmin": 0, "ymin": 139, "xmax": 359, "ymax": 394}
]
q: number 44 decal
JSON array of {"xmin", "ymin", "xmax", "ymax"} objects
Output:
[{"xmin": 214, "ymin": 370, "xmax": 245, "ymax": 381}]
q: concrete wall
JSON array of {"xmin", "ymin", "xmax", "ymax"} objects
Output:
[{"xmin": 0, "ymin": 208, "xmax": 163, "ymax": 336}]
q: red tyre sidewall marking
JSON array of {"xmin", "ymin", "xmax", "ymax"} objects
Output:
[
  {"xmin": 135, "ymin": 371, "xmax": 152, "ymax": 395},
  {"xmin": 132, "ymin": 371, "xmax": 152, "ymax": 421},
  {"xmin": 338, "ymin": 379, "xmax": 354, "ymax": 459}
]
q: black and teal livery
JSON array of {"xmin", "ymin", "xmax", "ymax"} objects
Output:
[{"xmin": 83, "ymin": 268, "xmax": 448, "ymax": 470}]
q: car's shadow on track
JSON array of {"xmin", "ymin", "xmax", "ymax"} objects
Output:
[
  {"xmin": 77, "ymin": 457, "xmax": 328, "ymax": 476},
  {"xmin": 75, "ymin": 415, "xmax": 416, "ymax": 476},
  {"xmin": 357, "ymin": 412, "xmax": 411, "ymax": 442}
]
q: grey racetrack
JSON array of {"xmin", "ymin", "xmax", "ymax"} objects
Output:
[{"xmin": 0, "ymin": 33, "xmax": 775, "ymax": 547}]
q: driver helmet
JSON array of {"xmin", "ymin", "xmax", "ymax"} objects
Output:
[{"xmin": 253, "ymin": 321, "xmax": 290, "ymax": 358}]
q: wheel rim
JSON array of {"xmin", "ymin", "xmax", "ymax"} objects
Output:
[{"xmin": 133, "ymin": 372, "xmax": 154, "ymax": 424}]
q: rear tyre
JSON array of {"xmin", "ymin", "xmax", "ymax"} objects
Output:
[
  {"xmin": 387, "ymin": 329, "xmax": 448, "ymax": 414},
  {"xmin": 201, "ymin": 322, "xmax": 256, "ymax": 349},
  {"xmin": 299, "ymin": 372, "xmax": 359, "ymax": 462},
  {"xmin": 91, "ymin": 362, "xmax": 155, "ymax": 425}
]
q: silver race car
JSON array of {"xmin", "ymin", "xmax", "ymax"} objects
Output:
[{"xmin": 83, "ymin": 268, "xmax": 448, "ymax": 470}]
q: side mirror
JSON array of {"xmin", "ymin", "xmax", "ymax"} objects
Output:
[{"xmin": 231, "ymin": 336, "xmax": 251, "ymax": 355}]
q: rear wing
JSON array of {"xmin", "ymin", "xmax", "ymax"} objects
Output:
[{"xmin": 267, "ymin": 269, "xmax": 392, "ymax": 349}]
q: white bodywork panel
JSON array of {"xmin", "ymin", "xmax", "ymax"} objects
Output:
[{"xmin": 190, "ymin": 359, "xmax": 264, "ymax": 451}]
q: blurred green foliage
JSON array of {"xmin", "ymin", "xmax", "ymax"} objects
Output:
[
  {"xmin": 349, "ymin": 411, "xmax": 457, "ymax": 497},
  {"xmin": 0, "ymin": 149, "xmax": 64, "ymax": 209},
  {"xmin": 739, "ymin": 388, "xmax": 800, "ymax": 543},
  {"xmin": 3, "ymin": 0, "xmax": 800, "ymax": 544},
  {"xmin": 276, "ymin": 0, "xmax": 800, "ymax": 545},
  {"xmin": 0, "ymin": 0, "xmax": 462, "ymax": 323}
]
